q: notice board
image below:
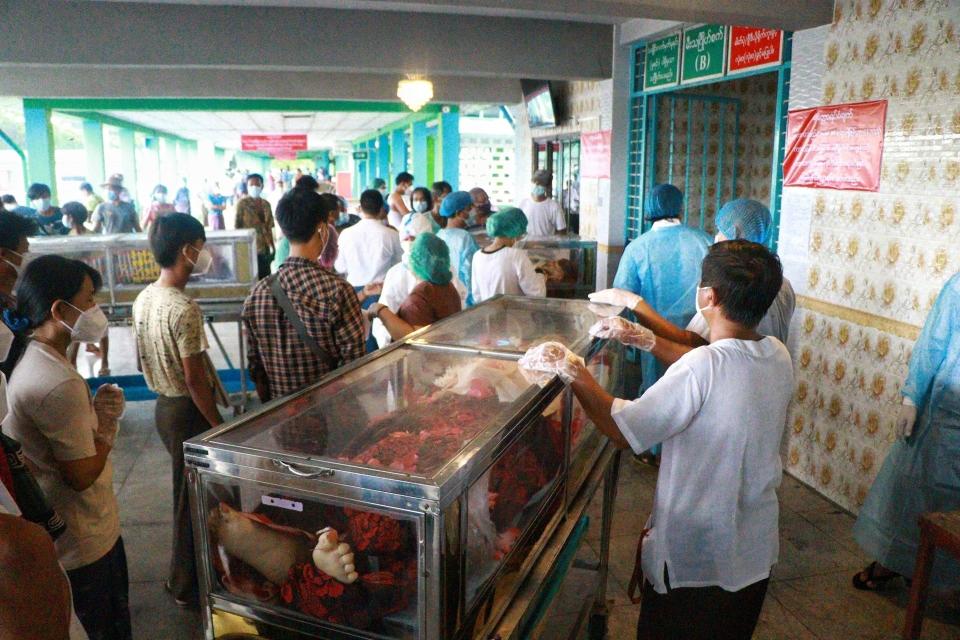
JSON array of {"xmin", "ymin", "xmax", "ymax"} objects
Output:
[
  {"xmin": 580, "ymin": 130, "xmax": 612, "ymax": 179},
  {"xmin": 783, "ymin": 100, "xmax": 887, "ymax": 191}
]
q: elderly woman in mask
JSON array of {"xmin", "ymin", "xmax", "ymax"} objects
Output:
[{"xmin": 366, "ymin": 232, "xmax": 462, "ymax": 341}]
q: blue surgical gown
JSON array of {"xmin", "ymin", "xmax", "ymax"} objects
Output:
[
  {"xmin": 438, "ymin": 227, "xmax": 479, "ymax": 306},
  {"xmin": 853, "ymin": 272, "xmax": 960, "ymax": 587},
  {"xmin": 613, "ymin": 224, "xmax": 712, "ymax": 394}
]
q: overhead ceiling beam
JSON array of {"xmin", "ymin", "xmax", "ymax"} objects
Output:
[
  {"xmin": 0, "ymin": 1, "xmax": 613, "ymax": 80},
  {"xmin": 80, "ymin": 0, "xmax": 834, "ymax": 30},
  {"xmin": 2, "ymin": 67, "xmax": 524, "ymax": 104}
]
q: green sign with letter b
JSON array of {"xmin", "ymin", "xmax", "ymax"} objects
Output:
[{"xmin": 681, "ymin": 24, "xmax": 727, "ymax": 84}]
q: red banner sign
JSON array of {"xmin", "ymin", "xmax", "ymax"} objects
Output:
[
  {"xmin": 727, "ymin": 26, "xmax": 783, "ymax": 73},
  {"xmin": 580, "ymin": 130, "xmax": 612, "ymax": 179},
  {"xmin": 241, "ymin": 134, "xmax": 308, "ymax": 157},
  {"xmin": 783, "ymin": 100, "xmax": 887, "ymax": 192}
]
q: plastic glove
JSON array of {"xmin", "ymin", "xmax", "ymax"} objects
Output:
[
  {"xmin": 896, "ymin": 398, "xmax": 917, "ymax": 439},
  {"xmin": 93, "ymin": 384, "xmax": 124, "ymax": 446},
  {"xmin": 589, "ymin": 317, "xmax": 656, "ymax": 351},
  {"xmin": 588, "ymin": 288, "xmax": 642, "ymax": 311},
  {"xmin": 587, "ymin": 303, "xmax": 622, "ymax": 318},
  {"xmin": 517, "ymin": 342, "xmax": 585, "ymax": 386}
]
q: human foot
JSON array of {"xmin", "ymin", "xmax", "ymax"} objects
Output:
[
  {"xmin": 852, "ymin": 561, "xmax": 902, "ymax": 591},
  {"xmin": 312, "ymin": 528, "xmax": 359, "ymax": 584}
]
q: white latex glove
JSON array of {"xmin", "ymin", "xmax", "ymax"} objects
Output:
[
  {"xmin": 587, "ymin": 303, "xmax": 622, "ymax": 318},
  {"xmin": 896, "ymin": 397, "xmax": 917, "ymax": 439},
  {"xmin": 588, "ymin": 288, "xmax": 642, "ymax": 311},
  {"xmin": 589, "ymin": 317, "xmax": 656, "ymax": 351},
  {"xmin": 517, "ymin": 342, "xmax": 585, "ymax": 386}
]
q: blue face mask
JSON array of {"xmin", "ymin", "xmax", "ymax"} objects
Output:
[
  {"xmin": 337, "ymin": 212, "xmax": 350, "ymax": 225},
  {"xmin": 106, "ymin": 190, "xmax": 119, "ymax": 202},
  {"xmin": 532, "ymin": 185, "xmax": 547, "ymax": 198}
]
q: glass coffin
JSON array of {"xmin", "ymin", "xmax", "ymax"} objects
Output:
[
  {"xmin": 187, "ymin": 344, "xmax": 567, "ymax": 640},
  {"xmin": 471, "ymin": 232, "xmax": 597, "ymax": 299}
]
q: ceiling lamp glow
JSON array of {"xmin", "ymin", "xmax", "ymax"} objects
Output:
[{"xmin": 397, "ymin": 78, "xmax": 434, "ymax": 112}]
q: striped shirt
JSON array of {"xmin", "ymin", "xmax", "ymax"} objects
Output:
[{"xmin": 243, "ymin": 257, "xmax": 365, "ymax": 401}]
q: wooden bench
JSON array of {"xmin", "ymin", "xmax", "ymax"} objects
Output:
[{"xmin": 902, "ymin": 510, "xmax": 960, "ymax": 639}]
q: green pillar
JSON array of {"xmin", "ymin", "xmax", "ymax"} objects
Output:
[
  {"xmin": 118, "ymin": 127, "xmax": 137, "ymax": 197},
  {"xmin": 412, "ymin": 121, "xmax": 428, "ymax": 185},
  {"xmin": 438, "ymin": 110, "xmax": 460, "ymax": 190},
  {"xmin": 160, "ymin": 137, "xmax": 177, "ymax": 188},
  {"xmin": 23, "ymin": 105, "xmax": 57, "ymax": 199},
  {"xmin": 390, "ymin": 128, "xmax": 406, "ymax": 179},
  {"xmin": 82, "ymin": 119, "xmax": 105, "ymax": 188}
]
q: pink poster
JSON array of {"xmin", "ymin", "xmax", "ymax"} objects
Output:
[
  {"xmin": 783, "ymin": 100, "xmax": 887, "ymax": 191},
  {"xmin": 580, "ymin": 130, "xmax": 612, "ymax": 179}
]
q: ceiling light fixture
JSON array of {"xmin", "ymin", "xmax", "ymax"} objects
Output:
[{"xmin": 397, "ymin": 77, "xmax": 433, "ymax": 112}]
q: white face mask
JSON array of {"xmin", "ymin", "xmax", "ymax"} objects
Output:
[
  {"xmin": 695, "ymin": 286, "xmax": 714, "ymax": 315},
  {"xmin": 3, "ymin": 250, "xmax": 35, "ymax": 278},
  {"xmin": 32, "ymin": 198, "xmax": 51, "ymax": 211},
  {"xmin": 0, "ymin": 321, "xmax": 13, "ymax": 362},
  {"xmin": 59, "ymin": 301, "xmax": 109, "ymax": 343},
  {"xmin": 62, "ymin": 215, "xmax": 72, "ymax": 228},
  {"xmin": 185, "ymin": 245, "xmax": 213, "ymax": 276},
  {"xmin": 413, "ymin": 200, "xmax": 429, "ymax": 213},
  {"xmin": 154, "ymin": 192, "xmax": 167, "ymax": 203},
  {"xmin": 3, "ymin": 203, "xmax": 16, "ymax": 212},
  {"xmin": 248, "ymin": 186, "xmax": 263, "ymax": 198}
]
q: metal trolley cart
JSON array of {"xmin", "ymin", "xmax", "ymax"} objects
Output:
[
  {"xmin": 471, "ymin": 232, "xmax": 598, "ymax": 299},
  {"xmin": 185, "ymin": 296, "xmax": 625, "ymax": 639},
  {"xmin": 30, "ymin": 230, "xmax": 258, "ymax": 406}
]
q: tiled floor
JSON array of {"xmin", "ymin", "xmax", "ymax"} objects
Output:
[{"xmin": 112, "ymin": 396, "xmax": 959, "ymax": 639}]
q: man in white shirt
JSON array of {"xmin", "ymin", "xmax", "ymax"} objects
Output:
[
  {"xmin": 520, "ymin": 240, "xmax": 793, "ymax": 640},
  {"xmin": 334, "ymin": 189, "xmax": 402, "ymax": 288},
  {"xmin": 519, "ymin": 169, "xmax": 567, "ymax": 237}
]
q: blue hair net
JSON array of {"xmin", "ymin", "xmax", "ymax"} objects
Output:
[
  {"xmin": 439, "ymin": 191, "xmax": 473, "ymax": 218},
  {"xmin": 408, "ymin": 232, "xmax": 452, "ymax": 285},
  {"xmin": 716, "ymin": 199, "xmax": 772, "ymax": 244},
  {"xmin": 645, "ymin": 184, "xmax": 683, "ymax": 221},
  {"xmin": 485, "ymin": 206, "xmax": 527, "ymax": 239}
]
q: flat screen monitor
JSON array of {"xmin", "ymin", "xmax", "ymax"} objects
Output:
[{"xmin": 521, "ymin": 80, "xmax": 557, "ymax": 129}]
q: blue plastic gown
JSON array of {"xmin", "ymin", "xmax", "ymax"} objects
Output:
[
  {"xmin": 853, "ymin": 272, "xmax": 960, "ymax": 587},
  {"xmin": 437, "ymin": 227, "xmax": 478, "ymax": 306},
  {"xmin": 613, "ymin": 224, "xmax": 712, "ymax": 394}
]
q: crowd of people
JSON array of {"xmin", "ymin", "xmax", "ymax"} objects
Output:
[{"xmin": 0, "ymin": 164, "xmax": 956, "ymax": 640}]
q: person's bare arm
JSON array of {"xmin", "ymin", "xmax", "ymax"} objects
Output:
[
  {"xmin": 373, "ymin": 306, "xmax": 418, "ymax": 341},
  {"xmin": 0, "ymin": 515, "xmax": 72, "ymax": 640},
  {"xmin": 57, "ymin": 438, "xmax": 112, "ymax": 492},
  {"xmin": 569, "ymin": 367, "xmax": 631, "ymax": 449},
  {"xmin": 630, "ymin": 298, "xmax": 707, "ymax": 349},
  {"xmin": 182, "ymin": 353, "xmax": 223, "ymax": 427}
]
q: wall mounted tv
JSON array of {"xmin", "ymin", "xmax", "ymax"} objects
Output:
[{"xmin": 521, "ymin": 79, "xmax": 558, "ymax": 129}]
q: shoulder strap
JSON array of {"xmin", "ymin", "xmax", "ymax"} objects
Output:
[{"xmin": 267, "ymin": 273, "xmax": 337, "ymax": 371}]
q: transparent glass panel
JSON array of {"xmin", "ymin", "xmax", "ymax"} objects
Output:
[
  {"xmin": 110, "ymin": 238, "xmax": 238, "ymax": 287},
  {"xmin": 202, "ymin": 478, "xmax": 420, "ymax": 638},
  {"xmin": 213, "ymin": 347, "xmax": 539, "ymax": 478},
  {"xmin": 464, "ymin": 413, "xmax": 563, "ymax": 606}
]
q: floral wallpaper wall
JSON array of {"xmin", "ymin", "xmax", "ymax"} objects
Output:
[{"xmin": 782, "ymin": 0, "xmax": 960, "ymax": 512}]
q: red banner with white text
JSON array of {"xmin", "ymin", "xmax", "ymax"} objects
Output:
[
  {"xmin": 783, "ymin": 100, "xmax": 887, "ymax": 191},
  {"xmin": 580, "ymin": 130, "xmax": 612, "ymax": 179}
]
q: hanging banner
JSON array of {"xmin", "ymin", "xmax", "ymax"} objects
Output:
[
  {"xmin": 643, "ymin": 32, "xmax": 681, "ymax": 91},
  {"xmin": 783, "ymin": 100, "xmax": 887, "ymax": 191},
  {"xmin": 681, "ymin": 24, "xmax": 727, "ymax": 84},
  {"xmin": 580, "ymin": 130, "xmax": 612, "ymax": 179},
  {"xmin": 241, "ymin": 134, "xmax": 308, "ymax": 157},
  {"xmin": 727, "ymin": 26, "xmax": 784, "ymax": 73}
]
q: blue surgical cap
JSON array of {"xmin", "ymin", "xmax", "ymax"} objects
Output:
[
  {"xmin": 486, "ymin": 206, "xmax": 527, "ymax": 238},
  {"xmin": 716, "ymin": 199, "xmax": 772, "ymax": 244},
  {"xmin": 439, "ymin": 190, "xmax": 473, "ymax": 218},
  {"xmin": 408, "ymin": 232, "xmax": 452, "ymax": 285},
  {"xmin": 644, "ymin": 184, "xmax": 684, "ymax": 221}
]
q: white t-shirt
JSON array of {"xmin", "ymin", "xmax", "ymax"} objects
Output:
[
  {"xmin": 687, "ymin": 278, "xmax": 796, "ymax": 345},
  {"xmin": 5, "ymin": 342, "xmax": 120, "ymax": 571},
  {"xmin": 519, "ymin": 198, "xmax": 566, "ymax": 237},
  {"xmin": 372, "ymin": 260, "xmax": 468, "ymax": 348},
  {"xmin": 0, "ymin": 465, "xmax": 89, "ymax": 640},
  {"xmin": 610, "ymin": 337, "xmax": 794, "ymax": 594},
  {"xmin": 334, "ymin": 217, "xmax": 403, "ymax": 287},
  {"xmin": 471, "ymin": 246, "xmax": 547, "ymax": 303}
]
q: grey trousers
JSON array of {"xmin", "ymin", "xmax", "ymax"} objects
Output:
[{"xmin": 155, "ymin": 394, "xmax": 209, "ymax": 603}]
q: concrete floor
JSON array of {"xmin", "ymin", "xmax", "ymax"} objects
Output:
[
  {"xmin": 111, "ymin": 396, "xmax": 960, "ymax": 639},
  {"xmin": 98, "ymin": 325, "xmax": 959, "ymax": 639}
]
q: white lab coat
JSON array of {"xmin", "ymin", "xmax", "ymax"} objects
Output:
[{"xmin": 470, "ymin": 246, "xmax": 547, "ymax": 303}]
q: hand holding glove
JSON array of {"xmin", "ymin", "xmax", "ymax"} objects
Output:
[
  {"xmin": 518, "ymin": 342, "xmax": 585, "ymax": 386},
  {"xmin": 588, "ymin": 288, "xmax": 642, "ymax": 311},
  {"xmin": 896, "ymin": 398, "xmax": 917, "ymax": 439},
  {"xmin": 93, "ymin": 384, "xmax": 125, "ymax": 446},
  {"xmin": 589, "ymin": 317, "xmax": 656, "ymax": 351}
]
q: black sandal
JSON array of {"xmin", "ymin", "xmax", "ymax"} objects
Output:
[{"xmin": 852, "ymin": 561, "xmax": 902, "ymax": 591}]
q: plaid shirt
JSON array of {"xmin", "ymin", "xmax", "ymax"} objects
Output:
[{"xmin": 243, "ymin": 257, "xmax": 365, "ymax": 401}]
